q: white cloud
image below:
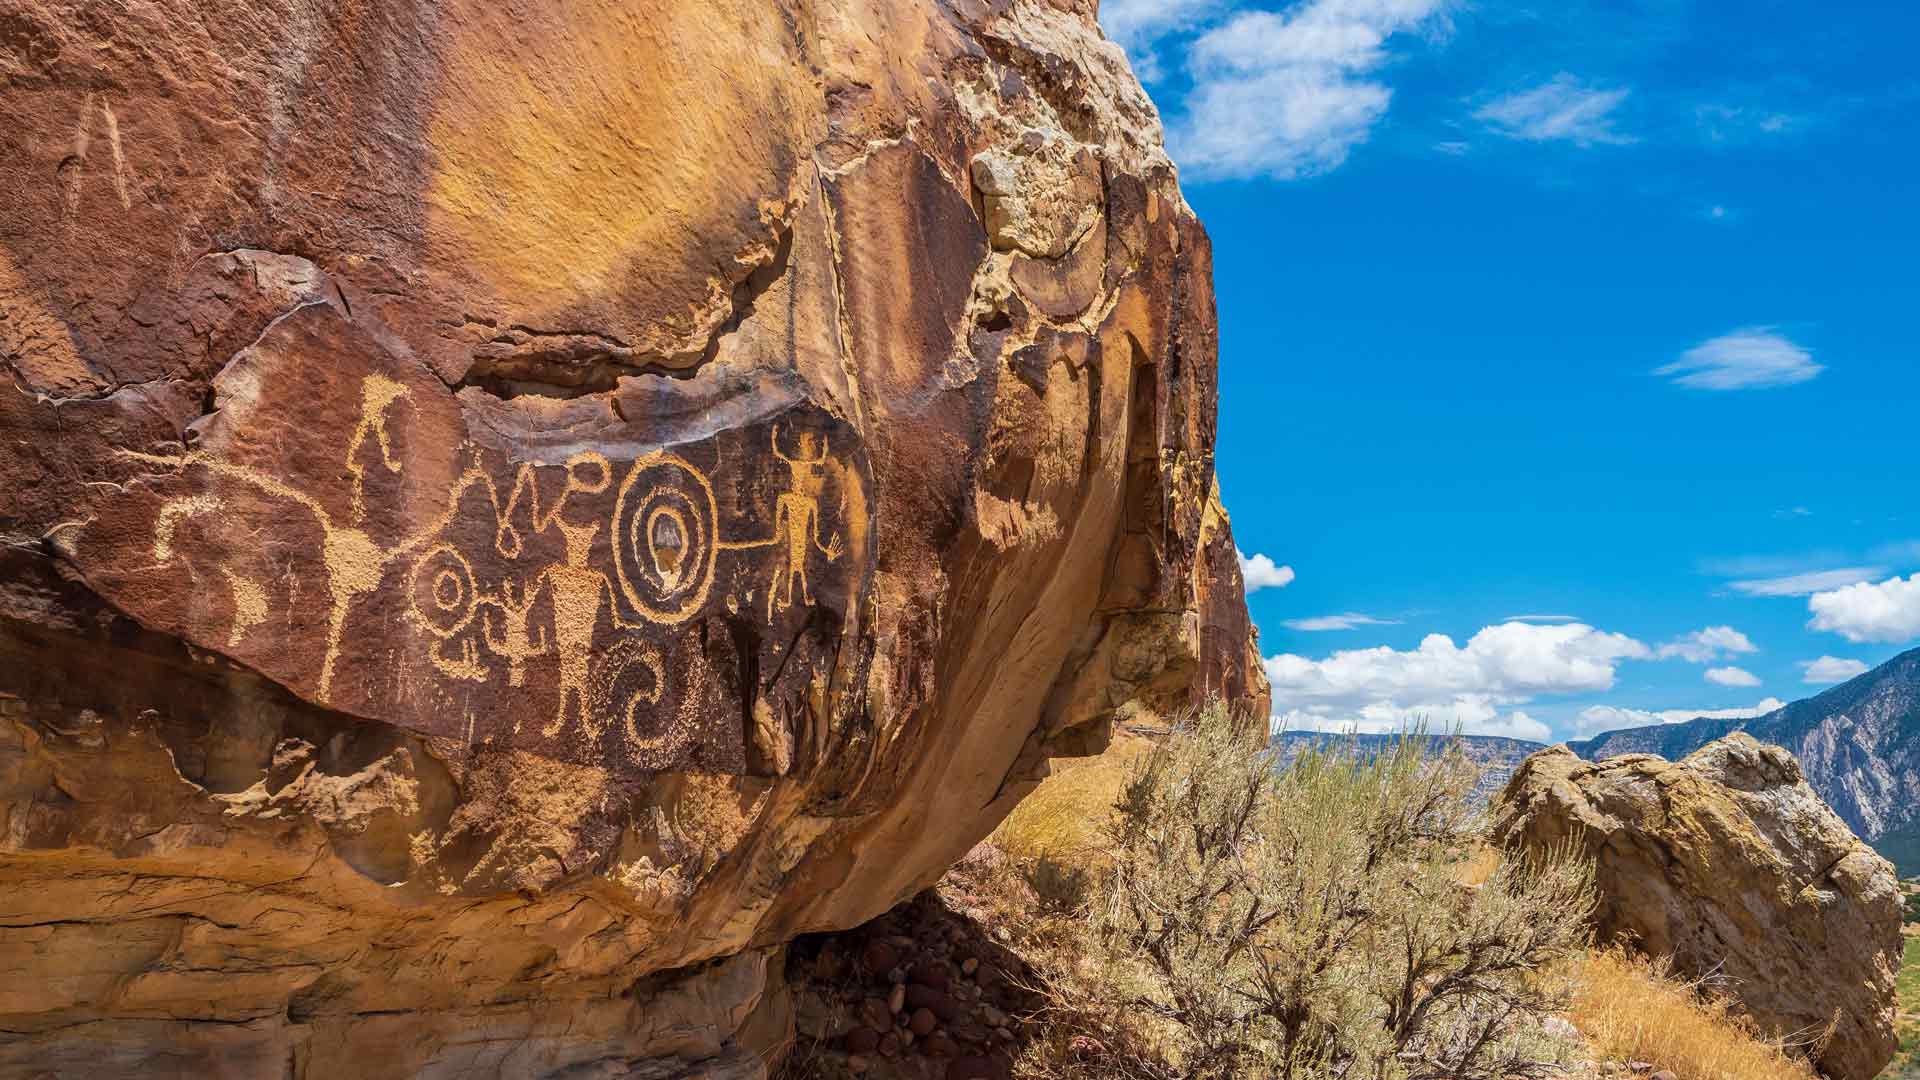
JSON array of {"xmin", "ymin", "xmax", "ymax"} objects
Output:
[
  {"xmin": 1809, "ymin": 573, "xmax": 1920, "ymax": 643},
  {"xmin": 1696, "ymin": 104, "xmax": 1803, "ymax": 142},
  {"xmin": 1656, "ymin": 328, "xmax": 1822, "ymax": 390},
  {"xmin": 1267, "ymin": 620, "xmax": 1649, "ymax": 738},
  {"xmin": 1237, "ymin": 549, "xmax": 1297, "ymax": 592},
  {"xmin": 1705, "ymin": 666, "xmax": 1762, "ymax": 688},
  {"xmin": 1655, "ymin": 626, "xmax": 1758, "ymax": 663},
  {"xmin": 1168, "ymin": 0, "xmax": 1452, "ymax": 180},
  {"xmin": 1572, "ymin": 697, "xmax": 1785, "ymax": 738},
  {"xmin": 1801, "ymin": 656, "xmax": 1870, "ymax": 684},
  {"xmin": 1475, "ymin": 74, "xmax": 1633, "ymax": 146},
  {"xmin": 1100, "ymin": 0, "xmax": 1223, "ymax": 51},
  {"xmin": 1276, "ymin": 700, "xmax": 1550, "ymax": 742},
  {"xmin": 1728, "ymin": 567, "xmax": 1884, "ymax": 597},
  {"xmin": 1099, "ymin": 0, "xmax": 1224, "ymax": 81},
  {"xmin": 1503, "ymin": 614, "xmax": 1582, "ymax": 624},
  {"xmin": 1285, "ymin": 613, "xmax": 1400, "ymax": 631}
]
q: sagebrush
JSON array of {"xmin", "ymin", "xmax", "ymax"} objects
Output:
[{"xmin": 1028, "ymin": 704, "xmax": 1595, "ymax": 1080}]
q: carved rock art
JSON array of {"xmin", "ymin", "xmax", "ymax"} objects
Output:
[{"xmin": 0, "ymin": 0, "xmax": 1265, "ymax": 1075}]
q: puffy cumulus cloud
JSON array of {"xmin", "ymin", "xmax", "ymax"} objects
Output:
[
  {"xmin": 1284, "ymin": 613, "xmax": 1400, "ymax": 631},
  {"xmin": 1705, "ymin": 666, "xmax": 1762, "ymax": 688},
  {"xmin": 1475, "ymin": 74, "xmax": 1633, "ymax": 146},
  {"xmin": 1809, "ymin": 573, "xmax": 1920, "ymax": 643},
  {"xmin": 1801, "ymin": 656, "xmax": 1870, "ymax": 684},
  {"xmin": 1729, "ymin": 567, "xmax": 1883, "ymax": 597},
  {"xmin": 1656, "ymin": 626, "xmax": 1758, "ymax": 663},
  {"xmin": 1572, "ymin": 697, "xmax": 1786, "ymax": 738},
  {"xmin": 1167, "ymin": 0, "xmax": 1453, "ymax": 180},
  {"xmin": 1266, "ymin": 620, "xmax": 1649, "ymax": 739},
  {"xmin": 1656, "ymin": 328, "xmax": 1822, "ymax": 390},
  {"xmin": 1237, "ymin": 549, "xmax": 1296, "ymax": 592}
]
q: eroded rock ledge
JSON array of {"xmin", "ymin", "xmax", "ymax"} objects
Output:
[
  {"xmin": 0, "ymin": 0, "xmax": 1265, "ymax": 1074},
  {"xmin": 1493, "ymin": 735, "xmax": 1903, "ymax": 1080}
]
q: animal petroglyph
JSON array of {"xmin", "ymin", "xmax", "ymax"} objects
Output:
[
  {"xmin": 125, "ymin": 374, "xmax": 424, "ymax": 701},
  {"xmin": 119, "ymin": 374, "xmax": 857, "ymax": 765}
]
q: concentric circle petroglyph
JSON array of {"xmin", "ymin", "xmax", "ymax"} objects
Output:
[
  {"xmin": 612, "ymin": 452, "xmax": 718, "ymax": 625},
  {"xmin": 409, "ymin": 543, "xmax": 479, "ymax": 638}
]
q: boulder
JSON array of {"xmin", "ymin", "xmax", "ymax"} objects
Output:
[
  {"xmin": 0, "ymin": 0, "xmax": 1265, "ymax": 1075},
  {"xmin": 1493, "ymin": 735, "xmax": 1903, "ymax": 1080}
]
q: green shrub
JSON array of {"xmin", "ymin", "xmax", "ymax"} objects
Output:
[{"xmin": 1034, "ymin": 704, "xmax": 1595, "ymax": 1080}]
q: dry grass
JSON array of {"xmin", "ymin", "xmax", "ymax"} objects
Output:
[
  {"xmin": 1887, "ymin": 930, "xmax": 1920, "ymax": 1078},
  {"xmin": 1454, "ymin": 844, "xmax": 1503, "ymax": 887},
  {"xmin": 1566, "ymin": 949, "xmax": 1819, "ymax": 1080},
  {"xmin": 991, "ymin": 731, "xmax": 1154, "ymax": 861}
]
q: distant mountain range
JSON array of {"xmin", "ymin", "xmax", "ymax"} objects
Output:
[
  {"xmin": 1567, "ymin": 647, "xmax": 1920, "ymax": 874},
  {"xmin": 1268, "ymin": 732, "xmax": 1547, "ymax": 805},
  {"xmin": 1274, "ymin": 646, "xmax": 1920, "ymax": 875}
]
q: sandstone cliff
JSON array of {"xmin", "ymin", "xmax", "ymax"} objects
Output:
[
  {"xmin": 0, "ymin": 0, "xmax": 1264, "ymax": 1074},
  {"xmin": 1493, "ymin": 735, "xmax": 1903, "ymax": 1080}
]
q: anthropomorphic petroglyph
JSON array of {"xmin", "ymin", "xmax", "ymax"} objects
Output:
[
  {"xmin": 345, "ymin": 375, "xmax": 412, "ymax": 523},
  {"xmin": 729, "ymin": 423, "xmax": 844, "ymax": 620},
  {"xmin": 126, "ymin": 372, "xmax": 857, "ymax": 755}
]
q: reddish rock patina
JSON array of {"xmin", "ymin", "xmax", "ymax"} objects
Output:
[{"xmin": 0, "ymin": 0, "xmax": 1264, "ymax": 1074}]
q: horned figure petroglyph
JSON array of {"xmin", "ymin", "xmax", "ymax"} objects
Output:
[
  {"xmin": 124, "ymin": 374, "xmax": 852, "ymax": 763},
  {"xmin": 720, "ymin": 423, "xmax": 845, "ymax": 620}
]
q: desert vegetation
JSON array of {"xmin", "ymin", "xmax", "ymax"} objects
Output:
[
  {"xmin": 1009, "ymin": 704, "xmax": 1594, "ymax": 1080},
  {"xmin": 966, "ymin": 706, "xmax": 1848, "ymax": 1080}
]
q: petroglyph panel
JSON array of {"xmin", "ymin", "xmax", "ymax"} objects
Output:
[{"xmin": 74, "ymin": 303, "xmax": 872, "ymax": 777}]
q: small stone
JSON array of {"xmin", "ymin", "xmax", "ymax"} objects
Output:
[
  {"xmin": 890, "ymin": 934, "xmax": 916, "ymax": 950},
  {"xmin": 861, "ymin": 997, "xmax": 892, "ymax": 1032},
  {"xmin": 994, "ymin": 1026, "xmax": 1013, "ymax": 1042},
  {"xmin": 880, "ymin": 1031, "xmax": 904, "ymax": 1059},
  {"xmin": 889, "ymin": 984, "xmax": 907, "ymax": 1014},
  {"xmin": 992, "ymin": 927, "xmax": 1010, "ymax": 943},
  {"xmin": 925, "ymin": 1034, "xmax": 959, "ymax": 1058},
  {"xmin": 907, "ymin": 984, "xmax": 962, "ymax": 1022},
  {"xmin": 1650, "ymin": 1073, "xmax": 1677, "ymax": 1080},
  {"xmin": 1627, "ymin": 1064, "xmax": 1653, "ymax": 1075},
  {"xmin": 911, "ymin": 961, "xmax": 952, "ymax": 990},
  {"xmin": 979, "ymin": 1005, "xmax": 1008, "ymax": 1028},
  {"xmin": 911, "ymin": 1007, "xmax": 938, "ymax": 1036},
  {"xmin": 846, "ymin": 1027, "xmax": 881, "ymax": 1055},
  {"xmin": 861, "ymin": 940, "xmax": 898, "ymax": 976},
  {"xmin": 846, "ymin": 1054, "xmax": 870, "ymax": 1075},
  {"xmin": 948, "ymin": 1056, "xmax": 996, "ymax": 1080},
  {"xmin": 961, "ymin": 957, "xmax": 979, "ymax": 976}
]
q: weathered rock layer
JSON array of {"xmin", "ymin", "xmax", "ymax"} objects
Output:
[
  {"xmin": 1493, "ymin": 735, "xmax": 1903, "ymax": 1080},
  {"xmin": 0, "ymin": 0, "xmax": 1263, "ymax": 1074}
]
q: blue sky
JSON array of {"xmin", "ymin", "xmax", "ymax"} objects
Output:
[{"xmin": 1099, "ymin": 0, "xmax": 1920, "ymax": 741}]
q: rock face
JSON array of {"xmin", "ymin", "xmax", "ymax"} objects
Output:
[
  {"xmin": 1571, "ymin": 646, "xmax": 1920, "ymax": 872},
  {"xmin": 0, "ymin": 1, "xmax": 1264, "ymax": 1075},
  {"xmin": 1493, "ymin": 735, "xmax": 1903, "ymax": 1080}
]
